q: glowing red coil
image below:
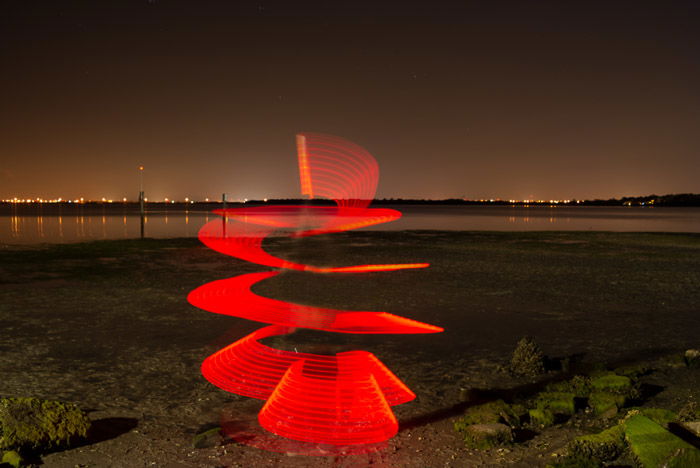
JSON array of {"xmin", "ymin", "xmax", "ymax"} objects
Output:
[
  {"xmin": 189, "ymin": 133, "xmax": 443, "ymax": 447},
  {"xmin": 197, "ymin": 206, "xmax": 429, "ymax": 273},
  {"xmin": 189, "ymin": 271, "xmax": 442, "ymax": 334}
]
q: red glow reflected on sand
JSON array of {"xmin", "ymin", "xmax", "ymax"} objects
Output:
[{"xmin": 220, "ymin": 400, "xmax": 390, "ymax": 456}]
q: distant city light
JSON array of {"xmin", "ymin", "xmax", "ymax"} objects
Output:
[{"xmin": 0, "ymin": 197, "xmax": 660, "ymax": 206}]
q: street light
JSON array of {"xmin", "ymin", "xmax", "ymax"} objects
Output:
[{"xmin": 138, "ymin": 165, "xmax": 144, "ymax": 193}]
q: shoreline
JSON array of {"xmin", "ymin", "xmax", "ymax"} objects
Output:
[{"xmin": 3, "ymin": 202, "xmax": 700, "ymax": 218}]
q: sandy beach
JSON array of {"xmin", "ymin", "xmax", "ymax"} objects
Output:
[{"xmin": 1, "ymin": 231, "xmax": 698, "ymax": 467}]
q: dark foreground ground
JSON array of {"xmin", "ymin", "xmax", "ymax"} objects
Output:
[{"xmin": 0, "ymin": 231, "xmax": 698, "ymax": 467}]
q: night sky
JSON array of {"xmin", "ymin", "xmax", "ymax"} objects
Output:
[{"xmin": 2, "ymin": 1, "xmax": 699, "ymax": 201}]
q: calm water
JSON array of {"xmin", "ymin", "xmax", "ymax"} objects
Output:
[{"xmin": 1, "ymin": 206, "xmax": 699, "ymax": 245}]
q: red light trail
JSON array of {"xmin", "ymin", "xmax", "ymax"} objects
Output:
[{"xmin": 188, "ymin": 132, "xmax": 443, "ymax": 448}]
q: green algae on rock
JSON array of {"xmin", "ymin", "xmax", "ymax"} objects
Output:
[
  {"xmin": 588, "ymin": 391, "xmax": 627, "ymax": 417},
  {"xmin": 460, "ymin": 423, "xmax": 513, "ymax": 450},
  {"xmin": 633, "ymin": 407, "xmax": 678, "ymax": 427},
  {"xmin": 545, "ymin": 375, "xmax": 591, "ymax": 398},
  {"xmin": 624, "ymin": 413, "xmax": 700, "ymax": 467},
  {"xmin": 566, "ymin": 424, "xmax": 626, "ymax": 462},
  {"xmin": 454, "ymin": 400, "xmax": 522, "ymax": 429},
  {"xmin": 1, "ymin": 450, "xmax": 24, "ymax": 468},
  {"xmin": 454, "ymin": 400, "xmax": 523, "ymax": 449},
  {"xmin": 590, "ymin": 374, "xmax": 632, "ymax": 394},
  {"xmin": 534, "ymin": 392, "xmax": 576, "ymax": 417},
  {"xmin": 528, "ymin": 408, "xmax": 555, "ymax": 428},
  {"xmin": 0, "ymin": 398, "xmax": 90, "ymax": 452}
]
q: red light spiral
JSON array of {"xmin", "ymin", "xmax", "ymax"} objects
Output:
[{"xmin": 188, "ymin": 133, "xmax": 443, "ymax": 447}]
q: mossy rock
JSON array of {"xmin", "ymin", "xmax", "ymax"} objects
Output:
[
  {"xmin": 633, "ymin": 407, "xmax": 678, "ymax": 427},
  {"xmin": 509, "ymin": 403, "xmax": 528, "ymax": 425},
  {"xmin": 589, "ymin": 391, "xmax": 626, "ymax": 417},
  {"xmin": 1, "ymin": 450, "xmax": 24, "ymax": 468},
  {"xmin": 546, "ymin": 375, "xmax": 591, "ymax": 398},
  {"xmin": 454, "ymin": 400, "xmax": 522, "ymax": 431},
  {"xmin": 510, "ymin": 336, "xmax": 545, "ymax": 377},
  {"xmin": 535, "ymin": 392, "xmax": 576, "ymax": 416},
  {"xmin": 567, "ymin": 424, "xmax": 626, "ymax": 462},
  {"xmin": 529, "ymin": 408, "xmax": 555, "ymax": 428},
  {"xmin": 684, "ymin": 349, "xmax": 700, "ymax": 368},
  {"xmin": 624, "ymin": 414, "xmax": 700, "ymax": 467},
  {"xmin": 461, "ymin": 423, "xmax": 513, "ymax": 449},
  {"xmin": 590, "ymin": 374, "xmax": 632, "ymax": 394},
  {"xmin": 0, "ymin": 398, "xmax": 90, "ymax": 452}
]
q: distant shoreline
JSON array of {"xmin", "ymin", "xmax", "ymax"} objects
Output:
[{"xmin": 1, "ymin": 193, "xmax": 699, "ymax": 216}]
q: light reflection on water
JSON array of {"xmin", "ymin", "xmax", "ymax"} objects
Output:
[{"xmin": 1, "ymin": 206, "xmax": 699, "ymax": 244}]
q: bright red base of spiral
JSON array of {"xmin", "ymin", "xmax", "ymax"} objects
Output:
[{"xmin": 189, "ymin": 133, "xmax": 442, "ymax": 447}]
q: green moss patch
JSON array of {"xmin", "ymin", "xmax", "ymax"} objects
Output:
[
  {"xmin": 624, "ymin": 414, "xmax": 700, "ymax": 467},
  {"xmin": 454, "ymin": 400, "xmax": 523, "ymax": 449},
  {"xmin": 454, "ymin": 400, "xmax": 522, "ymax": 430},
  {"xmin": 529, "ymin": 408, "xmax": 555, "ymax": 428},
  {"xmin": 567, "ymin": 424, "xmax": 626, "ymax": 462},
  {"xmin": 535, "ymin": 392, "xmax": 576, "ymax": 416},
  {"xmin": 1, "ymin": 450, "xmax": 23, "ymax": 468},
  {"xmin": 0, "ymin": 398, "xmax": 90, "ymax": 453},
  {"xmin": 546, "ymin": 375, "xmax": 591, "ymax": 398},
  {"xmin": 589, "ymin": 391, "xmax": 626, "ymax": 417},
  {"xmin": 590, "ymin": 374, "xmax": 632, "ymax": 394},
  {"xmin": 635, "ymin": 408, "xmax": 678, "ymax": 427}
]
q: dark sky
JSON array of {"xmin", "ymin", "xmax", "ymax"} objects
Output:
[{"xmin": 2, "ymin": 1, "xmax": 699, "ymax": 201}]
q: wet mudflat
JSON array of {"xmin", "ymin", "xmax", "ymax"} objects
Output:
[{"xmin": 0, "ymin": 231, "xmax": 698, "ymax": 467}]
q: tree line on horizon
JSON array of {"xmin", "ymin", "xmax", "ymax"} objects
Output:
[
  {"xmin": 256, "ymin": 193, "xmax": 700, "ymax": 207},
  {"xmin": 2, "ymin": 193, "xmax": 699, "ymax": 210}
]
